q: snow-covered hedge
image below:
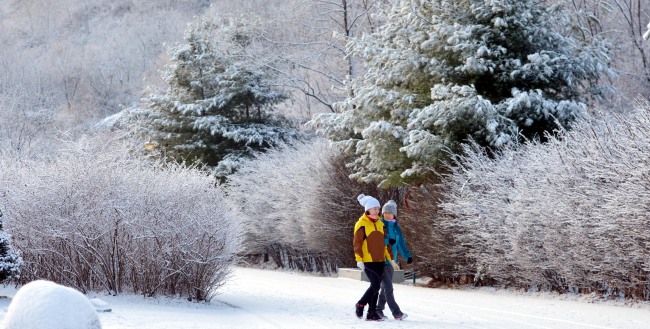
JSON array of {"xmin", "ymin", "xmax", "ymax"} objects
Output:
[
  {"xmin": 227, "ymin": 138, "xmax": 400, "ymax": 273},
  {"xmin": 441, "ymin": 103, "xmax": 650, "ymax": 299},
  {"xmin": 0, "ymin": 137, "xmax": 240, "ymax": 301}
]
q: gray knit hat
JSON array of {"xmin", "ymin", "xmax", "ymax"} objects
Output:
[{"xmin": 382, "ymin": 200, "xmax": 397, "ymax": 216}]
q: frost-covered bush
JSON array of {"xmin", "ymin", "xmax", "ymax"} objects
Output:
[
  {"xmin": 0, "ymin": 81, "xmax": 57, "ymax": 159},
  {"xmin": 392, "ymin": 182, "xmax": 470, "ymax": 284},
  {"xmin": 0, "ymin": 137, "xmax": 240, "ymax": 301},
  {"xmin": 441, "ymin": 102, "xmax": 650, "ymax": 299},
  {"xmin": 227, "ymin": 138, "xmax": 399, "ymax": 272}
]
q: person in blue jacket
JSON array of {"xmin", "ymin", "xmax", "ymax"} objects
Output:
[{"xmin": 377, "ymin": 200, "xmax": 412, "ymax": 320}]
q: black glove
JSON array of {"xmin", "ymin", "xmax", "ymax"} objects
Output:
[
  {"xmin": 407, "ymin": 257, "xmax": 413, "ymax": 264},
  {"xmin": 388, "ymin": 238, "xmax": 396, "ymax": 246}
]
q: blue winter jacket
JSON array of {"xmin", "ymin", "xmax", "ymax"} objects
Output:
[{"xmin": 381, "ymin": 218, "xmax": 411, "ymax": 265}]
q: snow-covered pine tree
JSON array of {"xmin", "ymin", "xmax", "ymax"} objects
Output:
[
  {"xmin": 0, "ymin": 209, "xmax": 22, "ymax": 283},
  {"xmin": 123, "ymin": 19, "xmax": 300, "ymax": 178},
  {"xmin": 311, "ymin": 0, "xmax": 611, "ymax": 187}
]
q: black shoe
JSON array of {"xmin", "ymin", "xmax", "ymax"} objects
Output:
[
  {"xmin": 366, "ymin": 311, "xmax": 385, "ymax": 321},
  {"xmin": 376, "ymin": 310, "xmax": 388, "ymax": 319},
  {"xmin": 355, "ymin": 303, "xmax": 364, "ymax": 318},
  {"xmin": 394, "ymin": 312, "xmax": 408, "ymax": 320}
]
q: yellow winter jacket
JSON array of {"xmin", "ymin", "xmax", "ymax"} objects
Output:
[{"xmin": 353, "ymin": 213, "xmax": 393, "ymax": 263}]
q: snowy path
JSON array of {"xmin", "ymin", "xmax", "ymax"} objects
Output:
[
  {"xmin": 212, "ymin": 267, "xmax": 650, "ymax": 329},
  {"xmin": 0, "ymin": 267, "xmax": 648, "ymax": 328}
]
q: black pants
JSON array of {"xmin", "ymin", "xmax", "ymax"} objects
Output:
[{"xmin": 357, "ymin": 262, "xmax": 385, "ymax": 312}]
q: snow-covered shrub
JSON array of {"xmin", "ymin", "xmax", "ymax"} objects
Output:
[
  {"xmin": 2, "ymin": 280, "xmax": 101, "ymax": 329},
  {"xmin": 441, "ymin": 102, "xmax": 650, "ymax": 298},
  {"xmin": 0, "ymin": 136, "xmax": 240, "ymax": 301},
  {"xmin": 393, "ymin": 182, "xmax": 472, "ymax": 285},
  {"xmin": 227, "ymin": 138, "xmax": 399, "ymax": 272}
]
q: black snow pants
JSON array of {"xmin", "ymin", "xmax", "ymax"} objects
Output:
[{"xmin": 357, "ymin": 262, "xmax": 385, "ymax": 312}]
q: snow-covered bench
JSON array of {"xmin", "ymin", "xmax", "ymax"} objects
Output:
[{"xmin": 338, "ymin": 268, "xmax": 405, "ymax": 283}]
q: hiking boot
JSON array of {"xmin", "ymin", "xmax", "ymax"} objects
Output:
[
  {"xmin": 376, "ymin": 310, "xmax": 388, "ymax": 319},
  {"xmin": 355, "ymin": 303, "xmax": 364, "ymax": 318},
  {"xmin": 366, "ymin": 311, "xmax": 385, "ymax": 321},
  {"xmin": 394, "ymin": 312, "xmax": 408, "ymax": 320}
]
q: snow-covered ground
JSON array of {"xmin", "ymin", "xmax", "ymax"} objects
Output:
[{"xmin": 0, "ymin": 267, "xmax": 649, "ymax": 328}]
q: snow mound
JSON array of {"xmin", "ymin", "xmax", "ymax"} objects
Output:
[{"xmin": 2, "ymin": 280, "xmax": 102, "ymax": 329}]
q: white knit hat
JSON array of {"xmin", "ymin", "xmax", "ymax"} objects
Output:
[
  {"xmin": 382, "ymin": 200, "xmax": 397, "ymax": 216},
  {"xmin": 357, "ymin": 194, "xmax": 380, "ymax": 211}
]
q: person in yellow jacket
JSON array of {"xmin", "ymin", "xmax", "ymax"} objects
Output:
[{"xmin": 353, "ymin": 194, "xmax": 399, "ymax": 321}]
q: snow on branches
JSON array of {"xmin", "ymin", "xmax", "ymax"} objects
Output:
[
  {"xmin": 227, "ymin": 139, "xmax": 339, "ymax": 272},
  {"xmin": 119, "ymin": 18, "xmax": 301, "ymax": 179},
  {"xmin": 0, "ymin": 137, "xmax": 241, "ymax": 301},
  {"xmin": 311, "ymin": 0, "xmax": 611, "ymax": 187},
  {"xmin": 441, "ymin": 102, "xmax": 650, "ymax": 298},
  {"xmin": 227, "ymin": 138, "xmax": 401, "ymax": 272}
]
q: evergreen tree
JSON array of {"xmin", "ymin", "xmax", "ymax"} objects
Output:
[
  {"xmin": 123, "ymin": 19, "xmax": 301, "ymax": 178},
  {"xmin": 0, "ymin": 210, "xmax": 22, "ymax": 283},
  {"xmin": 311, "ymin": 0, "xmax": 611, "ymax": 187}
]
